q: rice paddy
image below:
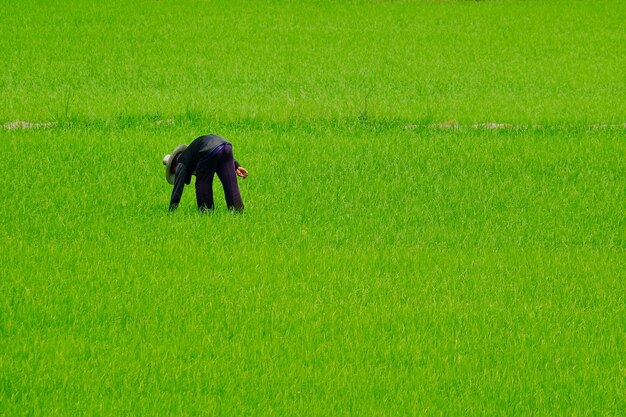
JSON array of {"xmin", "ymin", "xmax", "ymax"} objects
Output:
[{"xmin": 1, "ymin": 1, "xmax": 624, "ymax": 415}]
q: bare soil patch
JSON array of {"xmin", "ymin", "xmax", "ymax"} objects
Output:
[{"xmin": 3, "ymin": 121, "xmax": 57, "ymax": 130}]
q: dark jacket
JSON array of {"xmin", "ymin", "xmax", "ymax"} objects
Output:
[{"xmin": 169, "ymin": 135, "xmax": 240, "ymax": 210}]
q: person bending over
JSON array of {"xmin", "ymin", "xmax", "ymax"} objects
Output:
[{"xmin": 162, "ymin": 134, "xmax": 248, "ymax": 212}]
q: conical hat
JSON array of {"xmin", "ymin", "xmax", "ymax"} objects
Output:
[{"xmin": 162, "ymin": 144, "xmax": 188, "ymax": 184}]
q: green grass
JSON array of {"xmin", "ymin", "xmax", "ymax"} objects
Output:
[
  {"xmin": 2, "ymin": 0, "xmax": 626, "ymax": 124},
  {"xmin": 1, "ymin": 1, "xmax": 625, "ymax": 416}
]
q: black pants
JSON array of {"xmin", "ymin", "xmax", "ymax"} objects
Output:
[{"xmin": 194, "ymin": 143, "xmax": 244, "ymax": 211}]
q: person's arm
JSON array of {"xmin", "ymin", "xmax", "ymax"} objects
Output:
[{"xmin": 169, "ymin": 163, "xmax": 187, "ymax": 211}]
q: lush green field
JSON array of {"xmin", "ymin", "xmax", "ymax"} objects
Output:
[{"xmin": 1, "ymin": 1, "xmax": 625, "ymax": 416}]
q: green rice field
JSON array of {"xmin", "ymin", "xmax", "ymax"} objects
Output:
[{"xmin": 1, "ymin": 1, "xmax": 625, "ymax": 415}]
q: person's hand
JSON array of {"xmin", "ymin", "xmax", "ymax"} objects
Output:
[{"xmin": 236, "ymin": 166, "xmax": 248, "ymax": 179}]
